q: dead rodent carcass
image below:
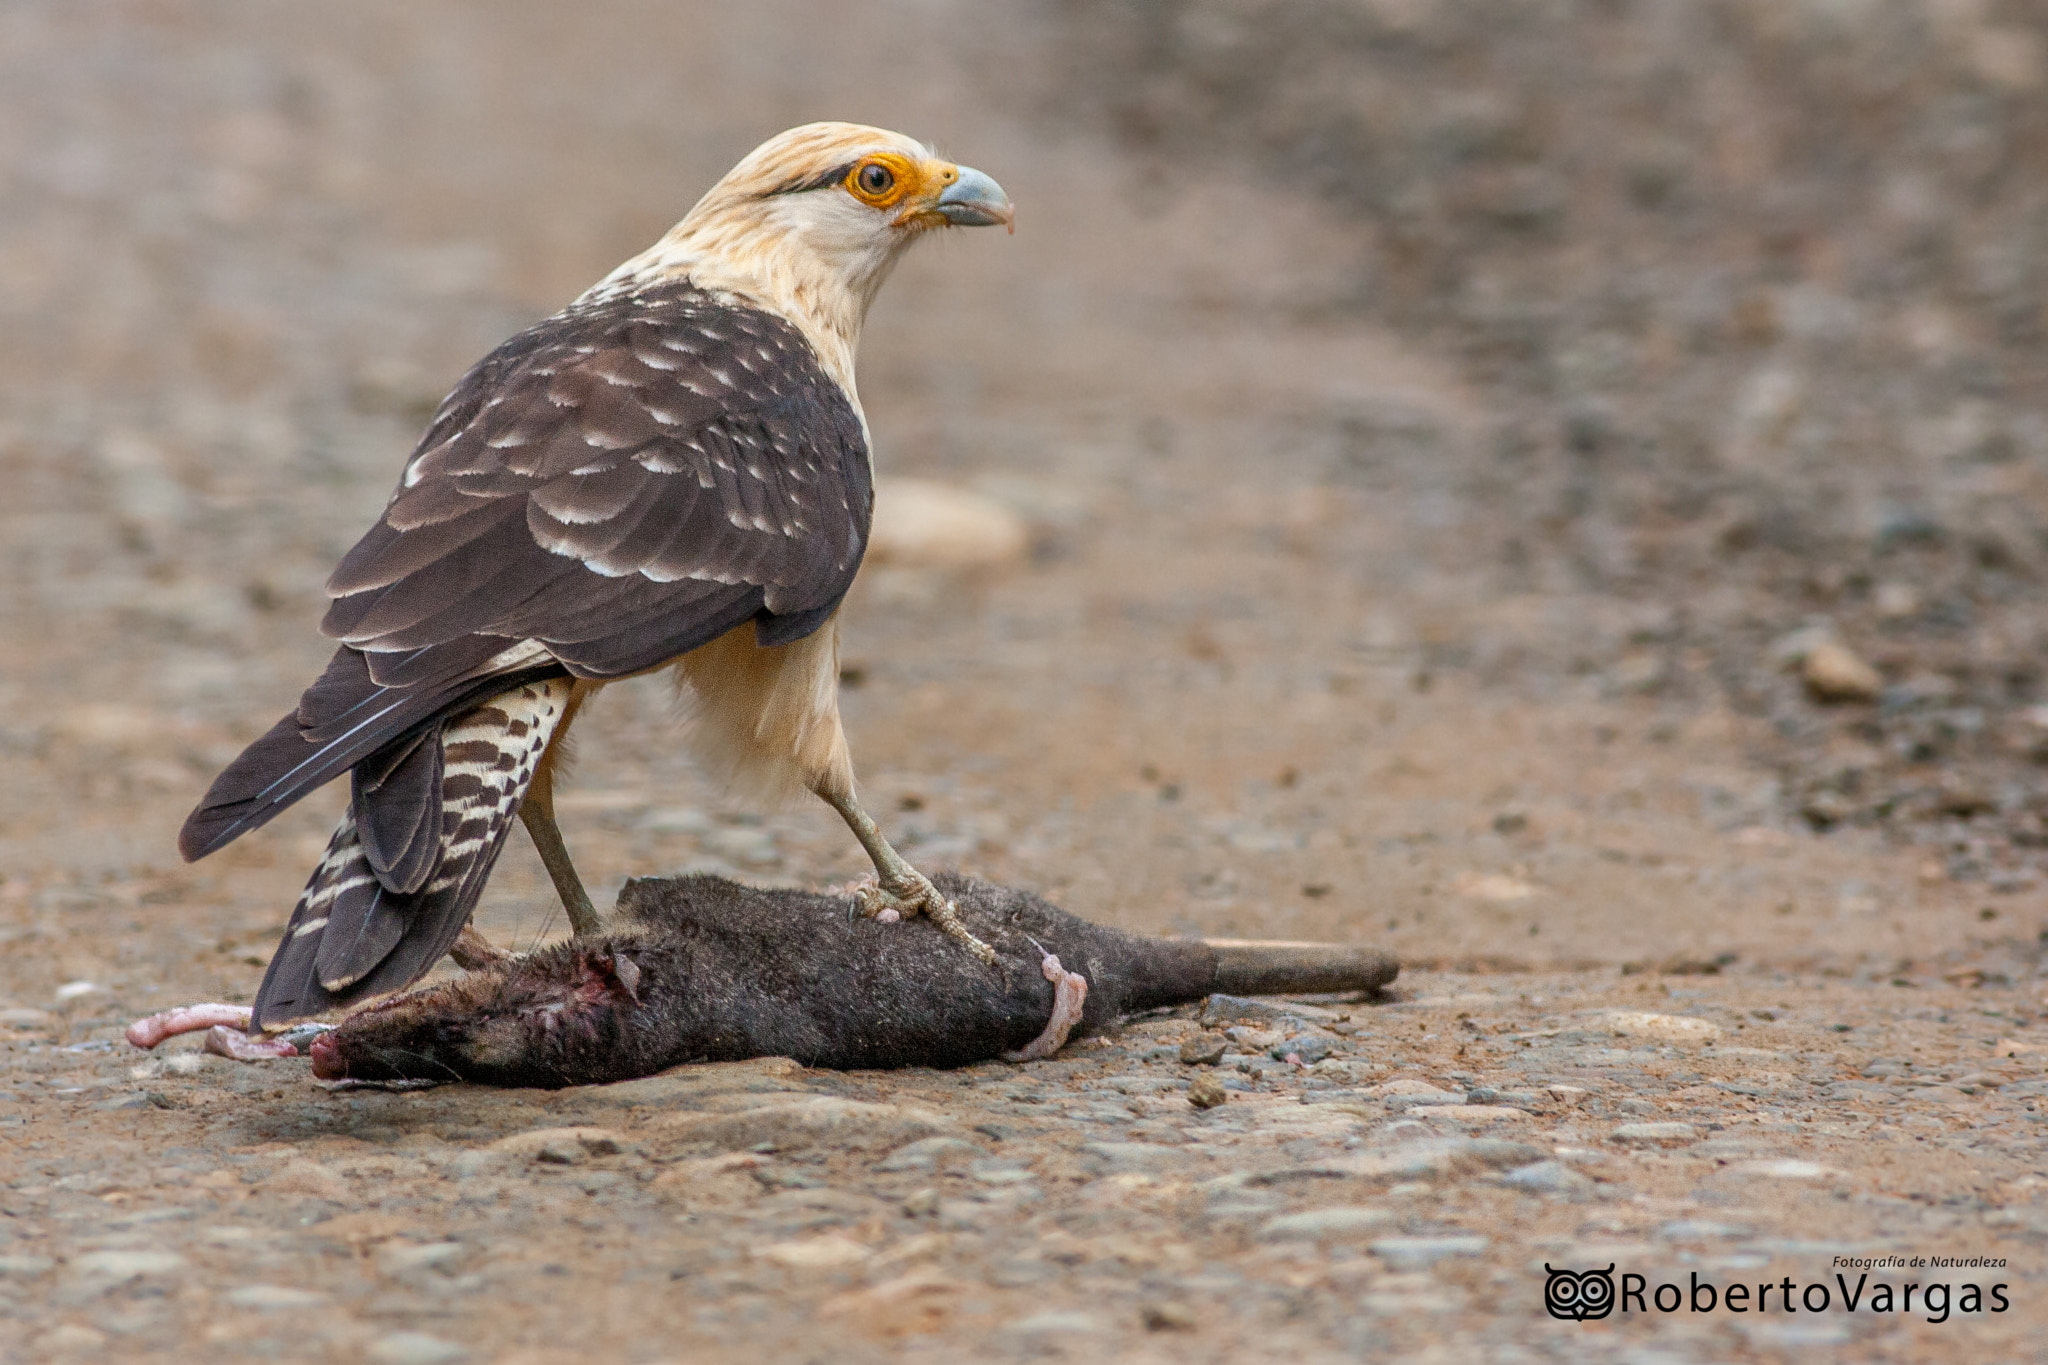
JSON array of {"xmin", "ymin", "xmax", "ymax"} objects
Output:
[{"xmin": 306, "ymin": 873, "xmax": 1397, "ymax": 1086}]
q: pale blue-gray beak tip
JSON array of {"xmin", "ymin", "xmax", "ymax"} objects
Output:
[{"xmin": 935, "ymin": 166, "xmax": 1014, "ymax": 230}]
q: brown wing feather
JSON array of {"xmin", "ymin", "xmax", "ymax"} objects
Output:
[
  {"xmin": 323, "ymin": 282, "xmax": 871, "ymax": 670},
  {"xmin": 182, "ymin": 283, "xmax": 870, "ymax": 866}
]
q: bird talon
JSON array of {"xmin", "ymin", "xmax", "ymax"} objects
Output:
[{"xmin": 849, "ymin": 874, "xmax": 996, "ymax": 964}]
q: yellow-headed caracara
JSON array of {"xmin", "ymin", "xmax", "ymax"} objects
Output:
[{"xmin": 179, "ymin": 124, "xmax": 1014, "ymax": 1028}]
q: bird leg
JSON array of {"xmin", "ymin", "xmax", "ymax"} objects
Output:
[
  {"xmin": 520, "ymin": 773, "xmax": 602, "ymax": 937},
  {"xmin": 821, "ymin": 788, "xmax": 996, "ymax": 965}
]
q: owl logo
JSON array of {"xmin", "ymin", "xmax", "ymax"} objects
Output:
[{"xmin": 1544, "ymin": 1264, "xmax": 1616, "ymax": 1321}]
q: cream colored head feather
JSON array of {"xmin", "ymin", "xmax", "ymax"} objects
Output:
[{"xmin": 597, "ymin": 122, "xmax": 1012, "ymax": 386}]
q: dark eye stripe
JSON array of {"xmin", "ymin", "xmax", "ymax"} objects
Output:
[{"xmin": 761, "ymin": 162, "xmax": 861, "ymax": 198}]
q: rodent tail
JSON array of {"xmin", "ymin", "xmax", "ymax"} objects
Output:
[{"xmin": 1202, "ymin": 940, "xmax": 1399, "ymax": 997}]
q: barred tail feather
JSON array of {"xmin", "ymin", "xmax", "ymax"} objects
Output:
[{"xmin": 251, "ymin": 678, "xmax": 573, "ymax": 1028}]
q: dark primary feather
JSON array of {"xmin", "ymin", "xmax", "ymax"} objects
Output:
[
  {"xmin": 177, "ymin": 646, "xmax": 561, "ymax": 862},
  {"xmin": 180, "ymin": 281, "xmax": 873, "ymax": 867},
  {"xmin": 350, "ymin": 728, "xmax": 443, "ymax": 894}
]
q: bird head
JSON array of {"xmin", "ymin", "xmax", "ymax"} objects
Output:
[
  {"xmin": 729, "ymin": 121, "xmax": 1013, "ymax": 236},
  {"xmin": 611, "ymin": 123, "xmax": 1013, "ymax": 358}
]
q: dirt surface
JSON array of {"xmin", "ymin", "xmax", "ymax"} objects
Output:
[{"xmin": 2, "ymin": 2, "xmax": 2046, "ymax": 1361}]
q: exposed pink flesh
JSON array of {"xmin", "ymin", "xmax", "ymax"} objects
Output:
[
  {"xmin": 309, "ymin": 1030, "xmax": 344, "ymax": 1079},
  {"xmin": 1003, "ymin": 952, "xmax": 1089, "ymax": 1063},
  {"xmin": 125, "ymin": 1003, "xmax": 253, "ymax": 1049}
]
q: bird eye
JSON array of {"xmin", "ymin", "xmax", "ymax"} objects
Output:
[{"xmin": 855, "ymin": 162, "xmax": 895, "ymax": 198}]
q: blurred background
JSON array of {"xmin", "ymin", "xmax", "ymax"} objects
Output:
[{"xmin": 4, "ymin": 0, "xmax": 2047, "ymax": 992}]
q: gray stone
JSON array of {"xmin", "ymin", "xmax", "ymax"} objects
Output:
[
  {"xmin": 1272, "ymin": 1034, "xmax": 1335, "ymax": 1064},
  {"xmin": 376, "ymin": 1242, "xmax": 467, "ymax": 1275},
  {"xmin": 1368, "ymin": 1235, "xmax": 1488, "ymax": 1271},
  {"xmin": 1263, "ymin": 1137, "xmax": 1544, "ymax": 1185},
  {"xmin": 1386, "ymin": 1090, "xmax": 1467, "ymax": 1110},
  {"xmin": 1079, "ymin": 1142, "xmax": 1186, "ymax": 1175},
  {"xmin": 1084, "ymin": 1072, "xmax": 1173, "ymax": 1096},
  {"xmin": 1491, "ymin": 1161, "xmax": 1593, "ymax": 1194},
  {"xmin": 96, "ymin": 1092, "xmax": 153, "ymax": 1111},
  {"xmin": 221, "ymin": 1285, "xmax": 326, "ymax": 1310},
  {"xmin": 1657, "ymin": 1219, "xmax": 1751, "ymax": 1241},
  {"xmin": 70, "ymin": 1251, "xmax": 185, "ymax": 1278},
  {"xmin": 1685, "ymin": 1137, "xmax": 1767, "ymax": 1159},
  {"xmin": 875, "ymin": 1136, "xmax": 987, "ymax": 1172},
  {"xmin": 968, "ymin": 1159, "xmax": 1034, "ymax": 1185},
  {"xmin": 1609, "ymin": 1122, "xmax": 1697, "ymax": 1145},
  {"xmin": 1199, "ymin": 995, "xmax": 1341, "ymax": 1027},
  {"xmin": 1466, "ymin": 1087, "xmax": 1543, "ymax": 1108},
  {"xmin": 368, "ymin": 1332, "xmax": 468, "ymax": 1365},
  {"xmin": 1007, "ymin": 1311, "xmax": 1103, "ymax": 1337},
  {"xmin": 1258, "ymin": 1206, "xmax": 1397, "ymax": 1241}
]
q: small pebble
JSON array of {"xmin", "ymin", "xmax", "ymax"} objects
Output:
[
  {"xmin": 71, "ymin": 1251, "xmax": 185, "ymax": 1278},
  {"xmin": 1368, "ymin": 1235, "xmax": 1488, "ymax": 1271},
  {"xmin": 376, "ymin": 1242, "xmax": 467, "ymax": 1276},
  {"xmin": 1007, "ymin": 1311, "xmax": 1104, "ymax": 1338},
  {"xmin": 1188, "ymin": 1073, "xmax": 1228, "ymax": 1109},
  {"xmin": 222, "ymin": 1285, "xmax": 326, "ymax": 1311},
  {"xmin": 1609, "ymin": 1121, "xmax": 1698, "ymax": 1145},
  {"xmin": 876, "ymin": 1136, "xmax": 986, "ymax": 1172},
  {"xmin": 1492, "ymin": 1161, "xmax": 1593, "ymax": 1194},
  {"xmin": 368, "ymin": 1332, "xmax": 468, "ymax": 1365},
  {"xmin": 1259, "ymin": 1207, "xmax": 1396, "ymax": 1241},
  {"xmin": 1179, "ymin": 1033, "xmax": 1227, "ymax": 1066},
  {"xmin": 1141, "ymin": 1302, "xmax": 1197, "ymax": 1331},
  {"xmin": 1272, "ymin": 1034, "xmax": 1334, "ymax": 1064},
  {"xmin": 1803, "ymin": 642, "xmax": 1881, "ymax": 703}
]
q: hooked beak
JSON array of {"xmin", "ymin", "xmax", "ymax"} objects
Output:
[{"xmin": 932, "ymin": 165, "xmax": 1014, "ymax": 232}]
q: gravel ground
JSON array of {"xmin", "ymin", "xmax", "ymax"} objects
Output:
[{"xmin": 2, "ymin": 3, "xmax": 2045, "ymax": 1361}]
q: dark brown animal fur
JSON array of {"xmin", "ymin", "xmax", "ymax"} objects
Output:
[{"xmin": 309, "ymin": 872, "xmax": 1398, "ymax": 1086}]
